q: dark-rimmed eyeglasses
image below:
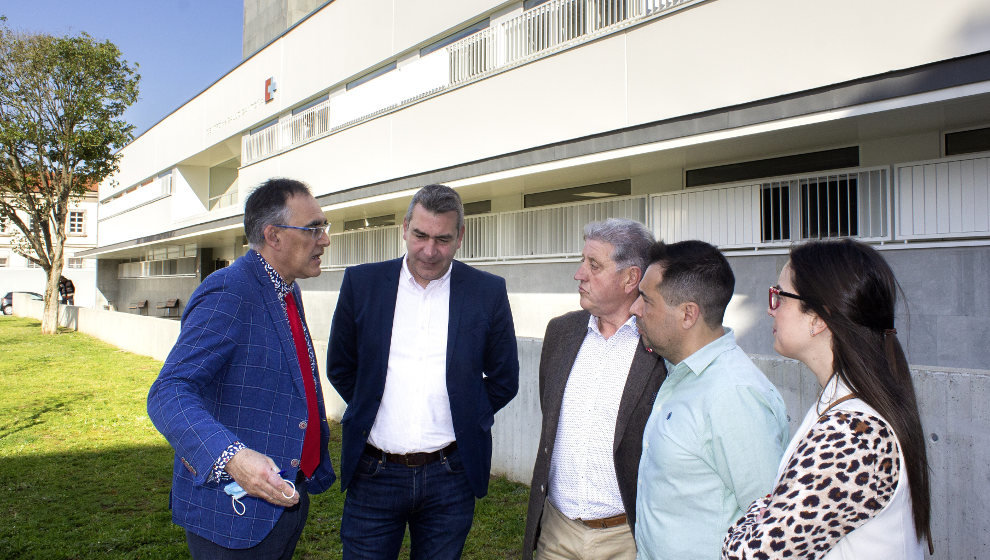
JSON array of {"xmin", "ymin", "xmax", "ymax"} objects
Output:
[
  {"xmin": 769, "ymin": 285, "xmax": 805, "ymax": 310},
  {"xmin": 273, "ymin": 224, "xmax": 331, "ymax": 239}
]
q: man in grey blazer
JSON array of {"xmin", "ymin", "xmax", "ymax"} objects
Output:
[{"xmin": 523, "ymin": 219, "xmax": 666, "ymax": 560}]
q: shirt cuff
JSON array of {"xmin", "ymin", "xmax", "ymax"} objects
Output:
[{"xmin": 209, "ymin": 441, "xmax": 246, "ymax": 483}]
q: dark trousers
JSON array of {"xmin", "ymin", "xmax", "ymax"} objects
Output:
[
  {"xmin": 341, "ymin": 448, "xmax": 476, "ymax": 560},
  {"xmin": 185, "ymin": 476, "xmax": 309, "ymax": 560}
]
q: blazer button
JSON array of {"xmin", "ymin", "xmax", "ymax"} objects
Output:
[
  {"xmin": 290, "ymin": 459, "xmax": 300, "ymax": 467},
  {"xmin": 540, "ymin": 485, "xmax": 545, "ymax": 493},
  {"xmin": 299, "ymin": 421, "xmax": 308, "ymax": 430},
  {"xmin": 544, "ymin": 447, "xmax": 549, "ymax": 455}
]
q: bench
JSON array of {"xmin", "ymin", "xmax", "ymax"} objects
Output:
[
  {"xmin": 157, "ymin": 298, "xmax": 180, "ymax": 318},
  {"xmin": 129, "ymin": 300, "xmax": 148, "ymax": 311}
]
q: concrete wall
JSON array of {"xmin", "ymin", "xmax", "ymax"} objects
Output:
[
  {"xmin": 297, "ymin": 245, "xmax": 990, "ymax": 372},
  {"xmin": 491, "ymin": 340, "xmax": 989, "ymax": 560},
  {"xmin": 19, "ymin": 297, "xmax": 181, "ymax": 363},
  {"xmin": 17, "ymin": 294, "xmax": 989, "ymax": 558}
]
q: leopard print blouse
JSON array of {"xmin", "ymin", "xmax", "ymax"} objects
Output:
[{"xmin": 721, "ymin": 410, "xmax": 900, "ymax": 560}]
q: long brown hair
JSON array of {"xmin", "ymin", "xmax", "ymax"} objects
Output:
[{"xmin": 788, "ymin": 238, "xmax": 931, "ymax": 548}]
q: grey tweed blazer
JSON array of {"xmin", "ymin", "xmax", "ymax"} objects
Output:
[{"xmin": 522, "ymin": 309, "xmax": 666, "ymax": 558}]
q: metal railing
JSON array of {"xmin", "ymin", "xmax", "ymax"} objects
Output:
[
  {"xmin": 895, "ymin": 152, "xmax": 990, "ymax": 241},
  {"xmin": 208, "ymin": 191, "xmax": 239, "ymax": 211},
  {"xmin": 99, "ymin": 173, "xmax": 174, "ymax": 220},
  {"xmin": 499, "ymin": 195, "xmax": 647, "ymax": 258},
  {"xmin": 651, "ymin": 167, "xmax": 890, "ymax": 249},
  {"xmin": 321, "ymin": 195, "xmax": 647, "ymax": 268},
  {"xmin": 242, "ymin": 0, "xmax": 696, "ymax": 164}
]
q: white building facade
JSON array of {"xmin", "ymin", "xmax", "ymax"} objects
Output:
[
  {"xmin": 1, "ymin": 189, "xmax": 99, "ymax": 309},
  {"xmin": 87, "ymin": 0, "xmax": 990, "ymax": 369}
]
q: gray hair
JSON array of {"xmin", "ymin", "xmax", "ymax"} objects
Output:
[
  {"xmin": 244, "ymin": 178, "xmax": 311, "ymax": 250},
  {"xmin": 404, "ymin": 184, "xmax": 464, "ymax": 231},
  {"xmin": 583, "ymin": 218, "xmax": 654, "ymax": 272}
]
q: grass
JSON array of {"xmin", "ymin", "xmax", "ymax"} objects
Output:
[{"xmin": 0, "ymin": 317, "xmax": 529, "ymax": 559}]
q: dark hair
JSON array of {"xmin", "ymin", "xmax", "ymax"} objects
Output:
[
  {"xmin": 788, "ymin": 238, "xmax": 931, "ymax": 547},
  {"xmin": 646, "ymin": 240, "xmax": 734, "ymax": 329},
  {"xmin": 244, "ymin": 178, "xmax": 312, "ymax": 250},
  {"xmin": 404, "ymin": 184, "xmax": 464, "ymax": 231},
  {"xmin": 583, "ymin": 219, "xmax": 654, "ymax": 272}
]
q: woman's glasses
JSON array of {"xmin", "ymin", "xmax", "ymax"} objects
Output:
[{"xmin": 769, "ymin": 286, "xmax": 806, "ymax": 310}]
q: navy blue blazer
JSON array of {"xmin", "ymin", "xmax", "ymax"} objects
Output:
[
  {"xmin": 327, "ymin": 258, "xmax": 519, "ymax": 498},
  {"xmin": 148, "ymin": 251, "xmax": 336, "ymax": 549}
]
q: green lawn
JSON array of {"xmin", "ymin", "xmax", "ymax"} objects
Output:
[{"xmin": 0, "ymin": 317, "xmax": 528, "ymax": 559}]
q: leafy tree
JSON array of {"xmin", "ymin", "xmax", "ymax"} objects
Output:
[{"xmin": 0, "ymin": 20, "xmax": 139, "ymax": 333}]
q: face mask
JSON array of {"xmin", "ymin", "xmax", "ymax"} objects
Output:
[{"xmin": 223, "ymin": 477, "xmax": 297, "ymax": 516}]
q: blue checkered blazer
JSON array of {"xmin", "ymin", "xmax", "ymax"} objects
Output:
[{"xmin": 148, "ymin": 251, "xmax": 336, "ymax": 549}]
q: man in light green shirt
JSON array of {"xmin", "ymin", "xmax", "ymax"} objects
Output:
[{"xmin": 629, "ymin": 240, "xmax": 788, "ymax": 560}]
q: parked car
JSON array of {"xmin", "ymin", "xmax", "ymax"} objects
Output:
[{"xmin": 2, "ymin": 291, "xmax": 43, "ymax": 315}]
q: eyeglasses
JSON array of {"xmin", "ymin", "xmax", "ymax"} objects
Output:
[
  {"xmin": 273, "ymin": 223, "xmax": 331, "ymax": 239},
  {"xmin": 769, "ymin": 285, "xmax": 806, "ymax": 310}
]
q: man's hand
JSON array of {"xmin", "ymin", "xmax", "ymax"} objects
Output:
[{"xmin": 225, "ymin": 448, "xmax": 299, "ymax": 507}]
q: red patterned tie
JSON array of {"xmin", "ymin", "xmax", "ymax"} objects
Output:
[{"xmin": 284, "ymin": 292, "xmax": 321, "ymax": 477}]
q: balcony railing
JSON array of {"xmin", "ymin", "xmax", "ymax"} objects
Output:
[
  {"xmin": 99, "ymin": 172, "xmax": 174, "ymax": 221},
  {"xmin": 322, "ymin": 195, "xmax": 647, "ymax": 268},
  {"xmin": 895, "ymin": 152, "xmax": 990, "ymax": 240},
  {"xmin": 651, "ymin": 167, "xmax": 890, "ymax": 249},
  {"xmin": 242, "ymin": 0, "xmax": 696, "ymax": 164},
  {"xmin": 208, "ymin": 191, "xmax": 239, "ymax": 211},
  {"xmin": 313, "ymin": 157, "xmax": 990, "ymax": 269}
]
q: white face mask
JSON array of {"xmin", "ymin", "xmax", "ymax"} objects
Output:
[{"xmin": 223, "ymin": 478, "xmax": 296, "ymax": 516}]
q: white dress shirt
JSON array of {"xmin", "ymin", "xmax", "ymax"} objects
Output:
[
  {"xmin": 548, "ymin": 314, "xmax": 639, "ymax": 520},
  {"xmin": 367, "ymin": 255, "xmax": 456, "ymax": 453}
]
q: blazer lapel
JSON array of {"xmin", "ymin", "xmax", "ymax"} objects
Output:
[
  {"xmin": 445, "ymin": 261, "xmax": 464, "ymax": 368},
  {"xmin": 249, "ymin": 255, "xmax": 308, "ymax": 399},
  {"xmin": 378, "ymin": 259, "xmax": 402, "ymax": 379}
]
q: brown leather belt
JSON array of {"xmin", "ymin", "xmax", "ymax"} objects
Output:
[
  {"xmin": 364, "ymin": 442, "xmax": 457, "ymax": 467},
  {"xmin": 579, "ymin": 513, "xmax": 627, "ymax": 529}
]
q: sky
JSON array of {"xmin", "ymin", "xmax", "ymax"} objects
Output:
[{"xmin": 1, "ymin": 0, "xmax": 244, "ymax": 138}]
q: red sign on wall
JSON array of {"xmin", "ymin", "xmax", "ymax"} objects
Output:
[{"xmin": 265, "ymin": 77, "xmax": 277, "ymax": 103}]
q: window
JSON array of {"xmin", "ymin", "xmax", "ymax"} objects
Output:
[
  {"xmin": 0, "ymin": 254, "xmax": 7, "ymax": 267},
  {"xmin": 67, "ymin": 257, "xmax": 84, "ymax": 269},
  {"xmin": 687, "ymin": 147, "xmax": 860, "ymax": 188},
  {"xmin": 27, "ymin": 260, "xmax": 40, "ymax": 268},
  {"xmin": 945, "ymin": 126, "xmax": 990, "ymax": 156},
  {"xmin": 758, "ymin": 174, "xmax": 863, "ymax": 242},
  {"xmin": 525, "ymin": 180, "xmax": 631, "ymax": 208},
  {"xmin": 420, "ymin": 19, "xmax": 490, "ymax": 56},
  {"xmin": 464, "ymin": 200, "xmax": 492, "ymax": 215},
  {"xmin": 800, "ymin": 176, "xmax": 858, "ymax": 238},
  {"xmin": 346, "ymin": 62, "xmax": 397, "ymax": 91},
  {"xmin": 760, "ymin": 184, "xmax": 790, "ymax": 242},
  {"xmin": 291, "ymin": 94, "xmax": 329, "ymax": 116},
  {"xmin": 344, "ymin": 214, "xmax": 396, "ymax": 231},
  {"xmin": 68, "ymin": 211, "xmax": 85, "ymax": 234}
]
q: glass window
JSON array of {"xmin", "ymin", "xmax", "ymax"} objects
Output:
[{"xmin": 68, "ymin": 211, "xmax": 85, "ymax": 234}]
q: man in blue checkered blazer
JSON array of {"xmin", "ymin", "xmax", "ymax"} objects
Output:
[{"xmin": 148, "ymin": 178, "xmax": 336, "ymax": 559}]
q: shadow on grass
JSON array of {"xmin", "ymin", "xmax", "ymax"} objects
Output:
[
  {"xmin": 0, "ymin": 399, "xmax": 71, "ymax": 440},
  {"xmin": 0, "ymin": 444, "xmax": 187, "ymax": 559},
  {"xmin": 0, "ymin": 439, "xmax": 526, "ymax": 560}
]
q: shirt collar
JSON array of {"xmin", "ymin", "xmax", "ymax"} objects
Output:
[
  {"xmin": 665, "ymin": 327, "xmax": 736, "ymax": 377},
  {"xmin": 255, "ymin": 250, "xmax": 293, "ymax": 298},
  {"xmin": 587, "ymin": 313, "xmax": 639, "ymax": 338},
  {"xmin": 400, "ymin": 254, "xmax": 453, "ymax": 290}
]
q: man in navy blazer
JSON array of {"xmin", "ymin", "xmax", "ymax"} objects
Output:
[
  {"xmin": 148, "ymin": 178, "xmax": 336, "ymax": 559},
  {"xmin": 327, "ymin": 184, "xmax": 519, "ymax": 560}
]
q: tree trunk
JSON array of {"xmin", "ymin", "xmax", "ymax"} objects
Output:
[{"xmin": 41, "ymin": 263, "xmax": 63, "ymax": 334}]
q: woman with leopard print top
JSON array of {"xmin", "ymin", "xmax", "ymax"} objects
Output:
[{"xmin": 722, "ymin": 239, "xmax": 933, "ymax": 560}]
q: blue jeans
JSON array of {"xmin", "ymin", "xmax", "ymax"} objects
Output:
[{"xmin": 341, "ymin": 447, "xmax": 476, "ymax": 560}]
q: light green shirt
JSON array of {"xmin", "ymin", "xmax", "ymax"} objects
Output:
[{"xmin": 635, "ymin": 328, "xmax": 788, "ymax": 560}]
